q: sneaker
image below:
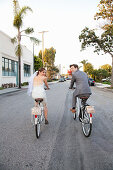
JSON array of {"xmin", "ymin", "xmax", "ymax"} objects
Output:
[
  {"xmin": 45, "ymin": 119, "xmax": 49, "ymax": 125},
  {"xmin": 70, "ymin": 108, "xmax": 76, "ymax": 113}
]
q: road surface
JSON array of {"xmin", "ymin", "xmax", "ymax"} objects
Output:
[{"xmin": 0, "ymin": 81, "xmax": 113, "ymax": 170}]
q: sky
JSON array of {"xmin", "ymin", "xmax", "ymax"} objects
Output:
[{"xmin": 0, "ymin": 0, "xmax": 112, "ymax": 73}]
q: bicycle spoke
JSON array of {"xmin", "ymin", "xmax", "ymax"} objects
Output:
[{"xmin": 82, "ymin": 108, "xmax": 92, "ymax": 137}]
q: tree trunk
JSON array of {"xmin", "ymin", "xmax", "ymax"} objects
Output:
[
  {"xmin": 111, "ymin": 55, "xmax": 113, "ymax": 88},
  {"xmin": 18, "ymin": 54, "xmax": 21, "ymax": 88},
  {"xmin": 18, "ymin": 29, "xmax": 21, "ymax": 88}
]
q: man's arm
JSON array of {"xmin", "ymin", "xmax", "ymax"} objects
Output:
[{"xmin": 69, "ymin": 74, "xmax": 75, "ymax": 89}]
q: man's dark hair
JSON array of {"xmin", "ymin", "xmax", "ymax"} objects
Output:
[{"xmin": 70, "ymin": 64, "xmax": 78, "ymax": 69}]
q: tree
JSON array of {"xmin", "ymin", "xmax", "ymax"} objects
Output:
[
  {"xmin": 38, "ymin": 47, "xmax": 56, "ymax": 79},
  {"xmin": 94, "ymin": 0, "xmax": 113, "ymax": 30},
  {"xmin": 44, "ymin": 47, "xmax": 56, "ymax": 66},
  {"xmin": 91, "ymin": 69, "xmax": 99, "ymax": 81},
  {"xmin": 12, "ymin": 0, "xmax": 40, "ymax": 88},
  {"xmin": 91, "ymin": 68, "xmax": 109, "ymax": 81},
  {"xmin": 80, "ymin": 59, "xmax": 88, "ymax": 71},
  {"xmin": 84, "ymin": 63, "xmax": 94, "ymax": 75},
  {"xmin": 47, "ymin": 66, "xmax": 59, "ymax": 80},
  {"xmin": 79, "ymin": 0, "xmax": 113, "ymax": 87},
  {"xmin": 100, "ymin": 64, "xmax": 112, "ymax": 76},
  {"xmin": 34, "ymin": 55, "xmax": 43, "ymax": 71}
]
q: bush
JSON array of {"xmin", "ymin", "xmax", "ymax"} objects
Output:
[
  {"xmin": 102, "ymin": 81, "xmax": 111, "ymax": 85},
  {"xmin": 47, "ymin": 79, "xmax": 52, "ymax": 82},
  {"xmin": 52, "ymin": 78, "xmax": 58, "ymax": 81},
  {"xmin": 21, "ymin": 82, "xmax": 28, "ymax": 86}
]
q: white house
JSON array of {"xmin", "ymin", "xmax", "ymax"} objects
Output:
[{"xmin": 0, "ymin": 30, "xmax": 33, "ymax": 87}]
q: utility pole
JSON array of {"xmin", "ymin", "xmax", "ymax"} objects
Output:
[
  {"xmin": 33, "ymin": 43, "xmax": 34, "ymax": 73},
  {"xmin": 38, "ymin": 31, "xmax": 48, "ymax": 67}
]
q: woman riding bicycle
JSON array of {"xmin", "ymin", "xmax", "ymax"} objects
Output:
[{"xmin": 28, "ymin": 68, "xmax": 50, "ymax": 124}]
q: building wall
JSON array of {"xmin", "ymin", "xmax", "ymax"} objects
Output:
[{"xmin": 0, "ymin": 30, "xmax": 33, "ymax": 87}]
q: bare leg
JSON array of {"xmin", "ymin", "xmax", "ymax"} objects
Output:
[
  {"xmin": 35, "ymin": 102, "xmax": 38, "ymax": 107},
  {"xmin": 44, "ymin": 105, "xmax": 48, "ymax": 120},
  {"xmin": 44, "ymin": 105, "xmax": 49, "ymax": 124}
]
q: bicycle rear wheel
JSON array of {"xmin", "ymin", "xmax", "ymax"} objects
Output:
[
  {"xmin": 35, "ymin": 115, "xmax": 41, "ymax": 138},
  {"xmin": 35, "ymin": 123, "xmax": 40, "ymax": 138},
  {"xmin": 73, "ymin": 113, "xmax": 76, "ymax": 120},
  {"xmin": 81, "ymin": 107, "xmax": 92, "ymax": 137}
]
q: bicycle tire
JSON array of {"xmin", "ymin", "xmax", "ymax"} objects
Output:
[
  {"xmin": 79, "ymin": 108, "xmax": 82, "ymax": 122},
  {"xmin": 81, "ymin": 106, "xmax": 92, "ymax": 137},
  {"xmin": 73, "ymin": 113, "xmax": 76, "ymax": 120},
  {"xmin": 35, "ymin": 123, "xmax": 40, "ymax": 138}
]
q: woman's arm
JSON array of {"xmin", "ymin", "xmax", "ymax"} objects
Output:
[{"xmin": 44, "ymin": 77, "xmax": 49, "ymax": 89}]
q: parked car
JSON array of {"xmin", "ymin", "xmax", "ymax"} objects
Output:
[
  {"xmin": 88, "ymin": 78, "xmax": 95, "ymax": 86},
  {"xmin": 59, "ymin": 78, "xmax": 65, "ymax": 82},
  {"xmin": 102, "ymin": 77, "xmax": 111, "ymax": 82}
]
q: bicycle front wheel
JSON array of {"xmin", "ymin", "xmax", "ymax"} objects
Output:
[
  {"xmin": 35, "ymin": 123, "xmax": 40, "ymax": 138},
  {"xmin": 81, "ymin": 107, "xmax": 92, "ymax": 137}
]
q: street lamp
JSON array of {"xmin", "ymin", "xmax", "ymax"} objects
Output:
[{"xmin": 38, "ymin": 31, "xmax": 48, "ymax": 67}]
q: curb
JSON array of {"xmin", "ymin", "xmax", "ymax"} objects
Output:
[
  {"xmin": 0, "ymin": 89, "xmax": 21, "ymax": 95},
  {"xmin": 95, "ymin": 83, "xmax": 113, "ymax": 93},
  {"xmin": 0, "ymin": 81, "xmax": 58, "ymax": 95}
]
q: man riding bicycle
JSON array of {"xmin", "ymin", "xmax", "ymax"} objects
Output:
[{"xmin": 69, "ymin": 64, "xmax": 92, "ymax": 113}]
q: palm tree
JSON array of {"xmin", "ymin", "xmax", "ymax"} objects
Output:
[
  {"xmin": 80, "ymin": 60, "xmax": 88, "ymax": 71},
  {"xmin": 12, "ymin": 0, "xmax": 40, "ymax": 88}
]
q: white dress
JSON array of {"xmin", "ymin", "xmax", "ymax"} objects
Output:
[{"xmin": 32, "ymin": 83, "xmax": 47, "ymax": 105}]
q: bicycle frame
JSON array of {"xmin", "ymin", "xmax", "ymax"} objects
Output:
[
  {"xmin": 31, "ymin": 101, "xmax": 44, "ymax": 138},
  {"xmin": 34, "ymin": 102, "xmax": 44, "ymax": 124}
]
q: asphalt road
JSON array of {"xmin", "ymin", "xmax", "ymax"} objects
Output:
[{"xmin": 0, "ymin": 81, "xmax": 113, "ymax": 170}]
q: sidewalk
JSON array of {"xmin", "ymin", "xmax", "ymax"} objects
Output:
[
  {"xmin": 95, "ymin": 82, "xmax": 111, "ymax": 88},
  {"xmin": 0, "ymin": 86, "xmax": 27, "ymax": 95},
  {"xmin": 95, "ymin": 82, "xmax": 113, "ymax": 93},
  {"xmin": 0, "ymin": 81, "xmax": 58, "ymax": 95}
]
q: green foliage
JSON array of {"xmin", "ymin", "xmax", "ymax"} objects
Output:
[
  {"xmin": 84, "ymin": 63, "xmax": 94, "ymax": 75},
  {"xmin": 79, "ymin": 0, "xmax": 113, "ymax": 87},
  {"xmin": 12, "ymin": 1, "xmax": 40, "ymax": 88},
  {"xmin": 44, "ymin": 47, "xmax": 56, "ymax": 66},
  {"xmin": 94, "ymin": 0, "xmax": 113, "ymax": 29},
  {"xmin": 80, "ymin": 60, "xmax": 94, "ymax": 75},
  {"xmin": 79, "ymin": 27, "xmax": 113, "ymax": 55},
  {"xmin": 100, "ymin": 64, "xmax": 112, "ymax": 76},
  {"xmin": 24, "ymin": 28, "xmax": 34, "ymax": 34},
  {"xmin": 80, "ymin": 59, "xmax": 88, "ymax": 71},
  {"xmin": 102, "ymin": 81, "xmax": 111, "ymax": 85},
  {"xmin": 38, "ymin": 50, "xmax": 42, "ymax": 59},
  {"xmin": 92, "ymin": 68, "xmax": 109, "ymax": 81},
  {"xmin": 11, "ymin": 37, "xmax": 17, "ymax": 43},
  {"xmin": 34, "ymin": 56, "xmax": 43, "ymax": 71},
  {"xmin": 21, "ymin": 82, "xmax": 28, "ymax": 86},
  {"xmin": 30, "ymin": 37, "xmax": 41, "ymax": 45},
  {"xmin": 38, "ymin": 47, "xmax": 57, "ymax": 80}
]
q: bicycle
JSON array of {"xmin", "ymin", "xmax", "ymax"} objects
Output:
[
  {"xmin": 73, "ymin": 96, "xmax": 95, "ymax": 137},
  {"xmin": 31, "ymin": 98, "xmax": 44, "ymax": 138}
]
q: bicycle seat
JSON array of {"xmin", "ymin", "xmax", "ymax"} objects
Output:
[
  {"xmin": 79, "ymin": 96, "xmax": 89, "ymax": 99},
  {"xmin": 35, "ymin": 98, "xmax": 43, "ymax": 102}
]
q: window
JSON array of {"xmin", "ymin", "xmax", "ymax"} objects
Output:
[
  {"xmin": 2, "ymin": 57, "xmax": 17, "ymax": 76},
  {"xmin": 2, "ymin": 58, "xmax": 5, "ymax": 76},
  {"xmin": 24, "ymin": 64, "xmax": 31, "ymax": 77}
]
